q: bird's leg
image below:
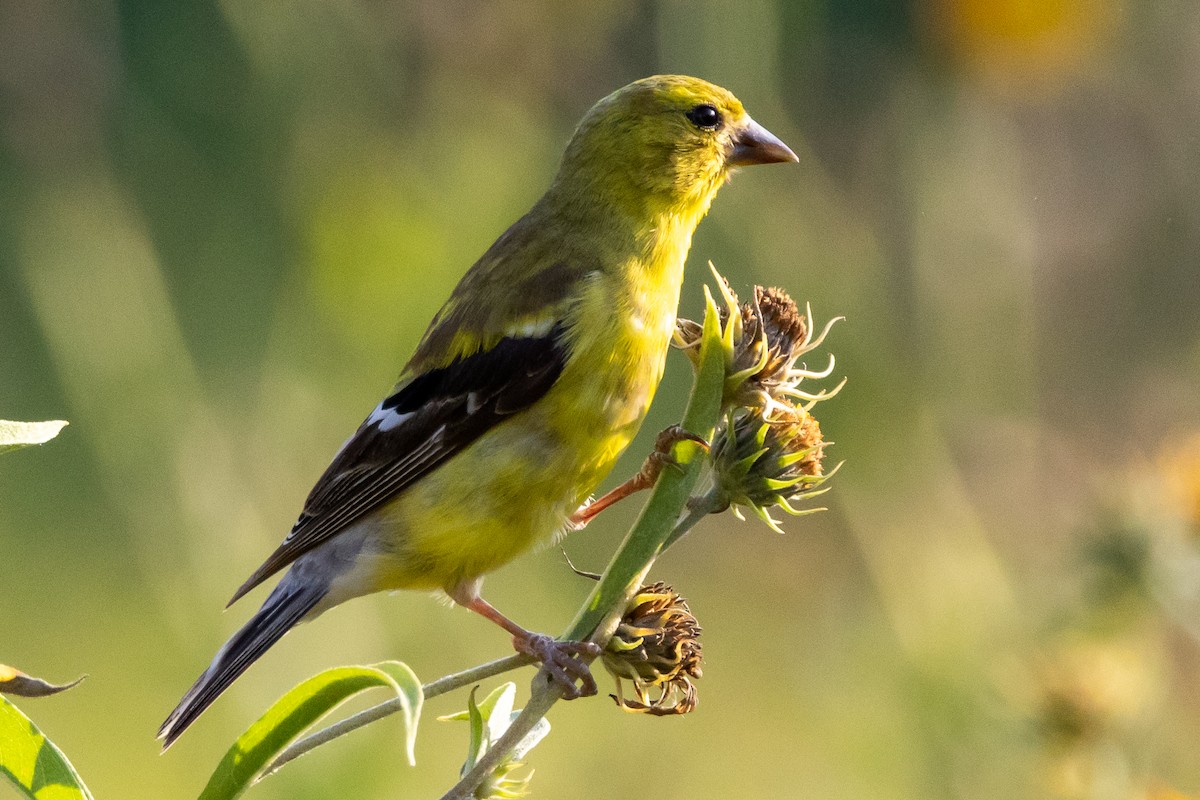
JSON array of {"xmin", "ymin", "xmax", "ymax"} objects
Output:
[
  {"xmin": 568, "ymin": 425, "xmax": 709, "ymax": 529},
  {"xmin": 459, "ymin": 594, "xmax": 600, "ymax": 699}
]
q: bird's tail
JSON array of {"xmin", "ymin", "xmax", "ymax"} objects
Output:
[{"xmin": 158, "ymin": 578, "xmax": 326, "ymax": 749}]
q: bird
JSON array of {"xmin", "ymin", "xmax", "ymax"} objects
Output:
[{"xmin": 159, "ymin": 74, "xmax": 797, "ymax": 748}]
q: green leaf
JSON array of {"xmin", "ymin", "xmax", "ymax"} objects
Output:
[
  {"xmin": 478, "ymin": 683, "xmax": 516, "ymax": 747},
  {"xmin": 440, "ymin": 683, "xmax": 550, "ymax": 797},
  {"xmin": 199, "ymin": 661, "xmax": 422, "ymax": 800},
  {"xmin": 0, "ymin": 695, "xmax": 94, "ymax": 800},
  {"xmin": 0, "ymin": 421, "xmax": 67, "ymax": 455},
  {"xmin": 439, "ymin": 683, "xmax": 515, "ymax": 773},
  {"xmin": 0, "ymin": 666, "xmax": 85, "ymax": 699}
]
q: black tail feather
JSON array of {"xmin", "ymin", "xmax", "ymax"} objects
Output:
[{"xmin": 159, "ymin": 582, "xmax": 325, "ymax": 749}]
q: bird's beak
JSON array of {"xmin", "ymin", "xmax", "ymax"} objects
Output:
[{"xmin": 727, "ymin": 117, "xmax": 798, "ymax": 167}]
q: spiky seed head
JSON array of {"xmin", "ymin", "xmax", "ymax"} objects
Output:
[
  {"xmin": 674, "ymin": 268, "xmax": 843, "ymax": 414},
  {"xmin": 711, "ymin": 401, "xmax": 833, "ymax": 532}
]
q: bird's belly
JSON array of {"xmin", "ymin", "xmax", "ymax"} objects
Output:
[{"xmin": 367, "ymin": 324, "xmax": 668, "ymax": 593}]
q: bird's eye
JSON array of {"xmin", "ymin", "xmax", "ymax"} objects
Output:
[{"xmin": 686, "ymin": 104, "xmax": 722, "ymax": 131}]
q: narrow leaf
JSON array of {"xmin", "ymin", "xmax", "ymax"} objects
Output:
[
  {"xmin": 0, "ymin": 695, "xmax": 94, "ymax": 800},
  {"xmin": 369, "ymin": 662, "xmax": 422, "ymax": 766},
  {"xmin": 199, "ymin": 661, "xmax": 423, "ymax": 800},
  {"xmin": 0, "ymin": 421, "xmax": 68, "ymax": 455},
  {"xmin": 439, "ymin": 683, "xmax": 516, "ymax": 774},
  {"xmin": 465, "ymin": 687, "xmax": 485, "ymax": 774},
  {"xmin": 0, "ymin": 666, "xmax": 85, "ymax": 699}
]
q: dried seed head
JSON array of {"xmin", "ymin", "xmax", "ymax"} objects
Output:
[
  {"xmin": 674, "ymin": 267, "xmax": 844, "ymax": 414},
  {"xmin": 602, "ymin": 582, "xmax": 702, "ymax": 716},
  {"xmin": 678, "ymin": 266, "xmax": 843, "ymax": 530},
  {"xmin": 730, "ymin": 286, "xmax": 810, "ymax": 409},
  {"xmin": 756, "ymin": 286, "xmax": 807, "ymax": 373}
]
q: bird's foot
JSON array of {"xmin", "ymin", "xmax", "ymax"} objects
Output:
[
  {"xmin": 568, "ymin": 425, "xmax": 710, "ymax": 529},
  {"xmin": 513, "ymin": 632, "xmax": 600, "ymax": 700},
  {"xmin": 641, "ymin": 424, "xmax": 710, "ymax": 482}
]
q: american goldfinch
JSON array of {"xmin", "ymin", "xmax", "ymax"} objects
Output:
[{"xmin": 160, "ymin": 74, "xmax": 796, "ymax": 747}]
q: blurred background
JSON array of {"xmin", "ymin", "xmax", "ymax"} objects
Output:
[{"xmin": 3, "ymin": 0, "xmax": 1200, "ymax": 797}]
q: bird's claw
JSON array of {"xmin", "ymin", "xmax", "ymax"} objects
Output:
[
  {"xmin": 643, "ymin": 425, "xmax": 710, "ymax": 480},
  {"xmin": 655, "ymin": 424, "xmax": 710, "ymax": 454},
  {"xmin": 514, "ymin": 633, "xmax": 600, "ymax": 699}
]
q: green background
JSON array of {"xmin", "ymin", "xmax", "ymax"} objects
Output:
[{"xmin": 3, "ymin": 0, "xmax": 1200, "ymax": 798}]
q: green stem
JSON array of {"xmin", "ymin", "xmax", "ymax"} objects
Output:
[
  {"xmin": 661, "ymin": 489, "xmax": 722, "ymax": 553},
  {"xmin": 443, "ymin": 293, "xmax": 728, "ymax": 800},
  {"xmin": 563, "ymin": 312, "xmax": 727, "ymax": 642},
  {"xmin": 438, "ymin": 499, "xmax": 718, "ymax": 800}
]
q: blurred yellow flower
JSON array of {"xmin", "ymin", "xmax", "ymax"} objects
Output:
[
  {"xmin": 1143, "ymin": 788, "xmax": 1199, "ymax": 800},
  {"xmin": 1157, "ymin": 432, "xmax": 1200, "ymax": 532},
  {"xmin": 1035, "ymin": 639, "xmax": 1151, "ymax": 749},
  {"xmin": 922, "ymin": 0, "xmax": 1123, "ymax": 92}
]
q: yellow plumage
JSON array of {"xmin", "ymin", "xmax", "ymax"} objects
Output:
[{"xmin": 160, "ymin": 74, "xmax": 796, "ymax": 746}]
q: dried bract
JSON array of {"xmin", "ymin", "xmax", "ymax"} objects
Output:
[{"xmin": 602, "ymin": 582, "xmax": 702, "ymax": 716}]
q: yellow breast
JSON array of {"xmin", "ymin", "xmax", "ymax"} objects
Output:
[{"xmin": 371, "ymin": 217, "xmax": 696, "ymax": 593}]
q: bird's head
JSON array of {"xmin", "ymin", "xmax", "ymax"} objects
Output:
[{"xmin": 551, "ymin": 75, "xmax": 797, "ymax": 222}]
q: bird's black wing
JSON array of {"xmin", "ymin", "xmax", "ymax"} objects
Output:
[{"xmin": 229, "ymin": 324, "xmax": 568, "ymax": 605}]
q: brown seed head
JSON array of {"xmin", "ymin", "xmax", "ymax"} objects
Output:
[
  {"xmin": 602, "ymin": 582, "xmax": 703, "ymax": 716},
  {"xmin": 674, "ymin": 273, "xmax": 841, "ymax": 414}
]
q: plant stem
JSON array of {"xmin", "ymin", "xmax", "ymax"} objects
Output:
[
  {"xmin": 438, "ymin": 501, "xmax": 716, "ymax": 800},
  {"xmin": 263, "ymin": 654, "xmax": 530, "ymax": 777},
  {"xmin": 563, "ymin": 304, "xmax": 726, "ymax": 644},
  {"xmin": 662, "ymin": 489, "xmax": 721, "ymax": 552},
  {"xmin": 441, "ymin": 292, "xmax": 728, "ymax": 800}
]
